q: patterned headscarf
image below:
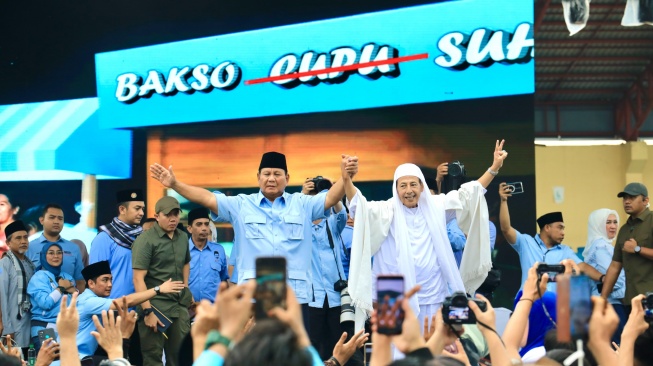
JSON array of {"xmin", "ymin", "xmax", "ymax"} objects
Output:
[{"xmin": 40, "ymin": 242, "xmax": 63, "ymax": 276}]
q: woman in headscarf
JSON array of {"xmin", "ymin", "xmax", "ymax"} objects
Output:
[
  {"xmin": 583, "ymin": 208, "xmax": 626, "ymax": 343},
  {"xmin": 27, "ymin": 242, "xmax": 77, "ymax": 353}
]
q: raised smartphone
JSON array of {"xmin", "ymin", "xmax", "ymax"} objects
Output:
[
  {"xmin": 254, "ymin": 256, "xmax": 287, "ymax": 320},
  {"xmin": 376, "ymin": 275, "xmax": 405, "ymax": 335}
]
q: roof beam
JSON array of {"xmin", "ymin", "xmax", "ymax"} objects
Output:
[
  {"xmin": 535, "ymin": 100, "xmax": 617, "ymax": 106},
  {"xmin": 538, "ymin": 73, "xmax": 636, "ymax": 79},
  {"xmin": 537, "ymin": 89, "xmax": 624, "ymax": 94},
  {"xmin": 537, "ymin": 39, "xmax": 653, "ymax": 45},
  {"xmin": 616, "ymin": 61, "xmax": 653, "ymax": 141},
  {"xmin": 537, "ymin": 56, "xmax": 651, "ymax": 62}
]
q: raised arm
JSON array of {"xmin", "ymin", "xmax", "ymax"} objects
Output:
[
  {"xmin": 150, "ymin": 163, "xmax": 218, "ymax": 214},
  {"xmin": 326, "ymin": 155, "xmax": 358, "ymax": 210},
  {"xmin": 498, "ymin": 182, "xmax": 518, "ymax": 244},
  {"xmin": 477, "ymin": 139, "xmax": 508, "ymax": 189}
]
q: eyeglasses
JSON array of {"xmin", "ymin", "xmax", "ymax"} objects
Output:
[{"xmin": 46, "ymin": 251, "xmax": 63, "ymax": 256}]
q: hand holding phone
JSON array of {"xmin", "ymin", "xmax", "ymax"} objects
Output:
[
  {"xmin": 376, "ymin": 275, "xmax": 405, "ymax": 335},
  {"xmin": 255, "ymin": 257, "xmax": 287, "ymax": 320},
  {"xmin": 537, "ymin": 263, "xmax": 565, "ymax": 283}
]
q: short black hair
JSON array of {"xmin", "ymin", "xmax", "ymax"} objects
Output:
[
  {"xmin": 41, "ymin": 203, "xmax": 64, "ymax": 217},
  {"xmin": 142, "ymin": 217, "xmax": 156, "ymax": 224},
  {"xmin": 224, "ymin": 319, "xmax": 311, "ymax": 366}
]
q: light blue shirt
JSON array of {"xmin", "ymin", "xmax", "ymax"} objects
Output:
[
  {"xmin": 89, "ymin": 231, "xmax": 135, "ymax": 299},
  {"xmin": 27, "ymin": 270, "xmax": 75, "ymax": 336},
  {"xmin": 189, "ymin": 239, "xmax": 229, "ymax": 302},
  {"xmin": 583, "ymin": 238, "xmax": 626, "ymax": 304},
  {"xmin": 511, "ymin": 229, "xmax": 582, "ymax": 291},
  {"xmin": 193, "ymin": 345, "xmax": 323, "ymax": 366},
  {"xmin": 75, "ymin": 289, "xmax": 113, "ymax": 357},
  {"xmin": 447, "ymin": 218, "xmax": 467, "ymax": 267},
  {"xmin": 229, "ymin": 240, "xmax": 239, "ymax": 283},
  {"xmin": 309, "ymin": 206, "xmax": 347, "ymax": 308},
  {"xmin": 27, "ymin": 235, "xmax": 84, "ymax": 281},
  {"xmin": 340, "ymin": 225, "xmax": 353, "ymax": 278},
  {"xmin": 212, "ymin": 191, "xmax": 328, "ymax": 303},
  {"xmin": 489, "ymin": 221, "xmax": 497, "ymax": 250}
]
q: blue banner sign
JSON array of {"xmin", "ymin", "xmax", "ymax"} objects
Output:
[{"xmin": 96, "ymin": 0, "xmax": 534, "ymax": 129}]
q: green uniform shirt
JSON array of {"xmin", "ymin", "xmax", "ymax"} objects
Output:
[
  {"xmin": 132, "ymin": 223, "xmax": 192, "ymax": 317},
  {"xmin": 613, "ymin": 208, "xmax": 653, "ymax": 303}
]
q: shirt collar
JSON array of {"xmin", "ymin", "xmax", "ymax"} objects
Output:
[
  {"xmin": 189, "ymin": 238, "xmax": 215, "ymax": 251},
  {"xmin": 39, "ymin": 234, "xmax": 63, "ymax": 243},
  {"xmin": 153, "ymin": 222, "xmax": 177, "ymax": 239},
  {"xmin": 628, "ymin": 208, "xmax": 651, "ymax": 223},
  {"xmin": 257, "ymin": 191, "xmax": 287, "ymax": 207},
  {"xmin": 535, "ymin": 233, "xmax": 561, "ymax": 251}
]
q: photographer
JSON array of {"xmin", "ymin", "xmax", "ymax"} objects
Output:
[{"xmin": 303, "ymin": 177, "xmax": 350, "ymax": 361}]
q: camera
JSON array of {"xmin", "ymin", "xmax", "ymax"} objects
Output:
[
  {"xmin": 642, "ymin": 292, "xmax": 653, "ymax": 322},
  {"xmin": 311, "ymin": 176, "xmax": 333, "ymax": 194},
  {"xmin": 536, "ymin": 263, "xmax": 565, "ymax": 282},
  {"xmin": 339, "ymin": 285, "xmax": 355, "ymax": 323},
  {"xmin": 442, "ymin": 291, "xmax": 486, "ymax": 324},
  {"xmin": 441, "ymin": 161, "xmax": 466, "ymax": 194},
  {"xmin": 20, "ymin": 300, "xmax": 31, "ymax": 313}
]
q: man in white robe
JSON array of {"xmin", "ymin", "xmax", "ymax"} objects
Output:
[{"xmin": 345, "ymin": 141, "xmax": 508, "ymax": 331}]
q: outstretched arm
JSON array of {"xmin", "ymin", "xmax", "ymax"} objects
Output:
[
  {"xmin": 327, "ymin": 155, "xmax": 358, "ymax": 209},
  {"xmin": 150, "ymin": 163, "xmax": 218, "ymax": 214},
  {"xmin": 498, "ymin": 182, "xmax": 517, "ymax": 244},
  {"xmin": 477, "ymin": 139, "xmax": 508, "ymax": 189}
]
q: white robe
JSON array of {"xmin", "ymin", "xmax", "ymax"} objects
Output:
[{"xmin": 348, "ymin": 164, "xmax": 491, "ymax": 331}]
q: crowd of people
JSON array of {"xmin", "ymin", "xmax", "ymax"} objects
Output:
[{"xmin": 0, "ymin": 141, "xmax": 652, "ymax": 366}]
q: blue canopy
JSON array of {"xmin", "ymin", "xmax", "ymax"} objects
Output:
[{"xmin": 0, "ymin": 98, "xmax": 131, "ymax": 180}]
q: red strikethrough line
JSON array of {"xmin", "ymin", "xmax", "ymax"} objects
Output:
[{"xmin": 244, "ymin": 52, "xmax": 429, "ymax": 85}]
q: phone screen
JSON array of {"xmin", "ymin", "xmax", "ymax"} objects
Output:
[
  {"xmin": 255, "ymin": 257, "xmax": 287, "ymax": 320},
  {"xmin": 38, "ymin": 328, "xmax": 57, "ymax": 344},
  {"xmin": 569, "ymin": 275, "xmax": 591, "ymax": 339},
  {"xmin": 364, "ymin": 343, "xmax": 372, "ymax": 366},
  {"xmin": 376, "ymin": 275, "xmax": 405, "ymax": 335}
]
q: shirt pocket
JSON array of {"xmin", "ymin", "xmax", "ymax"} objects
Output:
[
  {"xmin": 284, "ymin": 215, "xmax": 304, "ymax": 240},
  {"xmin": 243, "ymin": 214, "xmax": 266, "ymax": 239},
  {"xmin": 210, "ymin": 261, "xmax": 223, "ymax": 282}
]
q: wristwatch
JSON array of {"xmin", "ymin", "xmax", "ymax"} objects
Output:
[
  {"xmin": 204, "ymin": 330, "xmax": 232, "ymax": 350},
  {"xmin": 154, "ymin": 286, "xmax": 161, "ymax": 295},
  {"xmin": 142, "ymin": 308, "xmax": 154, "ymax": 316},
  {"xmin": 634, "ymin": 245, "xmax": 641, "ymax": 254}
]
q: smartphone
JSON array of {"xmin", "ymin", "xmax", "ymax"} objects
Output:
[
  {"xmin": 364, "ymin": 342, "xmax": 373, "ymax": 366},
  {"xmin": 38, "ymin": 328, "xmax": 57, "ymax": 344},
  {"xmin": 537, "ymin": 263, "xmax": 565, "ymax": 283},
  {"xmin": 376, "ymin": 275, "xmax": 405, "ymax": 335},
  {"xmin": 506, "ymin": 182, "xmax": 524, "ymax": 195},
  {"xmin": 557, "ymin": 275, "xmax": 591, "ymax": 342},
  {"xmin": 254, "ymin": 256, "xmax": 287, "ymax": 320}
]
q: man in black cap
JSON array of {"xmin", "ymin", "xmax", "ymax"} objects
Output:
[
  {"xmin": 187, "ymin": 207, "xmax": 229, "ymax": 305},
  {"xmin": 75, "ymin": 260, "xmax": 185, "ymax": 359},
  {"xmin": 0, "ymin": 221, "xmax": 35, "ymax": 352},
  {"xmin": 499, "ymin": 183, "xmax": 602, "ymax": 290},
  {"xmin": 602, "ymin": 182, "xmax": 653, "ymax": 308},
  {"xmin": 150, "ymin": 152, "xmax": 357, "ymax": 324}
]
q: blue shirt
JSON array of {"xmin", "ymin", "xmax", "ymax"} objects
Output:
[
  {"xmin": 447, "ymin": 218, "xmax": 467, "ymax": 267},
  {"xmin": 309, "ymin": 206, "xmax": 347, "ymax": 308},
  {"xmin": 511, "ymin": 229, "xmax": 581, "ymax": 291},
  {"xmin": 583, "ymin": 238, "xmax": 626, "ymax": 304},
  {"xmin": 340, "ymin": 225, "xmax": 353, "ymax": 278},
  {"xmin": 228, "ymin": 240, "xmax": 239, "ymax": 283},
  {"xmin": 489, "ymin": 221, "xmax": 497, "ymax": 250},
  {"xmin": 27, "ymin": 270, "xmax": 76, "ymax": 335},
  {"xmin": 75, "ymin": 290, "xmax": 113, "ymax": 357},
  {"xmin": 189, "ymin": 238, "xmax": 229, "ymax": 302},
  {"xmin": 89, "ymin": 231, "xmax": 135, "ymax": 299},
  {"xmin": 212, "ymin": 191, "xmax": 328, "ymax": 304},
  {"xmin": 27, "ymin": 235, "xmax": 84, "ymax": 281}
]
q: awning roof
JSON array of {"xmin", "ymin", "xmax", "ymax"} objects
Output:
[{"xmin": 0, "ymin": 98, "xmax": 132, "ymax": 180}]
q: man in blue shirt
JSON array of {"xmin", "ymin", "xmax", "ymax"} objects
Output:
[
  {"xmin": 89, "ymin": 189, "xmax": 145, "ymax": 299},
  {"xmin": 27, "ymin": 204, "xmax": 85, "ymax": 291},
  {"xmin": 150, "ymin": 151, "xmax": 357, "ymax": 325},
  {"xmin": 187, "ymin": 207, "xmax": 229, "ymax": 303},
  {"xmin": 303, "ymin": 177, "xmax": 348, "ymax": 360},
  {"xmin": 340, "ymin": 212, "xmax": 354, "ymax": 278},
  {"xmin": 498, "ymin": 183, "xmax": 602, "ymax": 291},
  {"xmin": 75, "ymin": 260, "xmax": 185, "ymax": 359}
]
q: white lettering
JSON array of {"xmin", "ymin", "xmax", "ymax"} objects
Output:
[
  {"xmin": 190, "ymin": 64, "xmax": 212, "ymax": 91},
  {"xmin": 506, "ymin": 23, "xmax": 534, "ymax": 60},
  {"xmin": 466, "ymin": 29, "xmax": 507, "ymax": 65},
  {"xmin": 435, "ymin": 33, "xmax": 467, "ymax": 68},
  {"xmin": 138, "ymin": 70, "xmax": 165, "ymax": 97},
  {"xmin": 115, "ymin": 73, "xmax": 140, "ymax": 103},
  {"xmin": 270, "ymin": 55, "xmax": 299, "ymax": 85},
  {"xmin": 358, "ymin": 43, "xmax": 396, "ymax": 76},
  {"xmin": 329, "ymin": 47, "xmax": 358, "ymax": 79},
  {"xmin": 210, "ymin": 61, "xmax": 240, "ymax": 89},
  {"xmin": 164, "ymin": 67, "xmax": 191, "ymax": 93},
  {"xmin": 298, "ymin": 52, "xmax": 330, "ymax": 82}
]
